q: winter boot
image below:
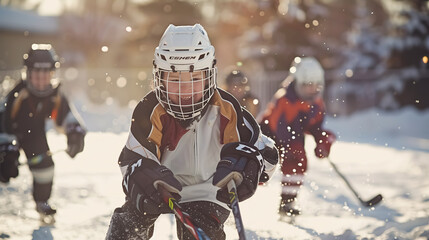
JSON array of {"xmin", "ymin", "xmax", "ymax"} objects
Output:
[
  {"xmin": 279, "ymin": 197, "xmax": 301, "ymax": 216},
  {"xmin": 36, "ymin": 201, "xmax": 57, "ymax": 216}
]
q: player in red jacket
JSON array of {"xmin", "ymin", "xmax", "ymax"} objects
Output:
[{"xmin": 259, "ymin": 57, "xmax": 336, "ymax": 216}]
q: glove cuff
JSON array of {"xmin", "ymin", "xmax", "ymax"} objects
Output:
[
  {"xmin": 213, "ymin": 171, "xmax": 243, "ymax": 188},
  {"xmin": 66, "ymin": 123, "xmax": 86, "ymax": 136},
  {"xmin": 154, "ymin": 180, "xmax": 181, "ymax": 194}
]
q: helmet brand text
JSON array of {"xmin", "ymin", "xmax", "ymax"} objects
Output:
[{"xmin": 169, "ymin": 56, "xmax": 196, "ymax": 60}]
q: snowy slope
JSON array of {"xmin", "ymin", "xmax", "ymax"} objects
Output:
[{"xmin": 1, "ymin": 107, "xmax": 428, "ymax": 240}]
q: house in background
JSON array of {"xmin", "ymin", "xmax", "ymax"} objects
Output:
[{"xmin": 0, "ymin": 6, "xmax": 60, "ymax": 71}]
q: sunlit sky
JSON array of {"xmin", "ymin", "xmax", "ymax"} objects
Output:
[
  {"xmin": 27, "ymin": 0, "xmax": 158, "ymax": 16},
  {"xmin": 25, "ymin": 0, "xmax": 76, "ymax": 16}
]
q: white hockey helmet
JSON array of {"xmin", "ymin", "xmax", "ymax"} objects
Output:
[
  {"xmin": 291, "ymin": 57, "xmax": 325, "ymax": 100},
  {"xmin": 153, "ymin": 24, "xmax": 217, "ymax": 120}
]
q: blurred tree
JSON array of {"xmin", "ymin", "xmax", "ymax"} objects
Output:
[
  {"xmin": 388, "ymin": 2, "xmax": 429, "ymax": 110},
  {"xmin": 339, "ymin": 0, "xmax": 429, "ymax": 111},
  {"xmin": 237, "ymin": 0, "xmax": 362, "ymax": 74}
]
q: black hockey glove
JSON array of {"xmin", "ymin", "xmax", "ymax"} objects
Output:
[
  {"xmin": 122, "ymin": 158, "xmax": 182, "ymax": 215},
  {"xmin": 213, "ymin": 142, "xmax": 263, "ymax": 204},
  {"xmin": 66, "ymin": 123, "xmax": 86, "ymax": 158},
  {"xmin": 0, "ymin": 141, "xmax": 20, "ymax": 183}
]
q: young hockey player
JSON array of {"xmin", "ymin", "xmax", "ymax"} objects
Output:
[
  {"xmin": 223, "ymin": 70, "xmax": 260, "ymax": 117},
  {"xmin": 105, "ymin": 24, "xmax": 278, "ymax": 239},
  {"xmin": 259, "ymin": 57, "xmax": 336, "ymax": 216},
  {"xmin": 0, "ymin": 44, "xmax": 86, "ymax": 219}
]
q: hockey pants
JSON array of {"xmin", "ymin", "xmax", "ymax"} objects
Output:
[
  {"xmin": 280, "ymin": 147, "xmax": 308, "ymax": 200},
  {"xmin": 21, "ymin": 132, "xmax": 55, "ymax": 203},
  {"xmin": 106, "ymin": 200, "xmax": 230, "ymax": 240}
]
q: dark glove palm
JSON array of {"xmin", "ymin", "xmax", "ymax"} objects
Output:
[
  {"xmin": 123, "ymin": 159, "xmax": 182, "ymax": 215},
  {"xmin": 0, "ymin": 143, "xmax": 20, "ymax": 183},
  {"xmin": 66, "ymin": 124, "xmax": 86, "ymax": 158},
  {"xmin": 213, "ymin": 142, "xmax": 263, "ymax": 204}
]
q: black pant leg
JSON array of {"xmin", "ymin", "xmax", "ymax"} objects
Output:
[
  {"xmin": 20, "ymin": 127, "xmax": 53, "ymax": 203},
  {"xmin": 28, "ymin": 155, "xmax": 54, "ymax": 202},
  {"xmin": 176, "ymin": 201, "xmax": 230, "ymax": 240},
  {"xmin": 106, "ymin": 201, "xmax": 159, "ymax": 240}
]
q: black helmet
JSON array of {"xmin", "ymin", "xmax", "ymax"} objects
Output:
[
  {"xmin": 23, "ymin": 44, "xmax": 60, "ymax": 97},
  {"xmin": 225, "ymin": 70, "xmax": 248, "ymax": 86},
  {"xmin": 23, "ymin": 44, "xmax": 59, "ymax": 70}
]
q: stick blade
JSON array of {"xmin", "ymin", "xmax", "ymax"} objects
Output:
[{"xmin": 365, "ymin": 194, "xmax": 383, "ymax": 207}]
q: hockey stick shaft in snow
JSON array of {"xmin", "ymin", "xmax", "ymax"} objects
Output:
[
  {"xmin": 227, "ymin": 180, "xmax": 247, "ymax": 240},
  {"xmin": 327, "ymin": 157, "xmax": 383, "ymax": 207},
  {"xmin": 159, "ymin": 186, "xmax": 211, "ymax": 240}
]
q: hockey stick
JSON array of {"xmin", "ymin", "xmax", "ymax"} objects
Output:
[
  {"xmin": 327, "ymin": 157, "xmax": 383, "ymax": 207},
  {"xmin": 159, "ymin": 186, "xmax": 211, "ymax": 240},
  {"xmin": 227, "ymin": 180, "xmax": 247, "ymax": 240},
  {"xmin": 24, "ymin": 149, "xmax": 66, "ymax": 166}
]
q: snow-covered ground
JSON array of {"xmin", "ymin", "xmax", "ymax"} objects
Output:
[{"xmin": 1, "ymin": 106, "xmax": 428, "ymax": 240}]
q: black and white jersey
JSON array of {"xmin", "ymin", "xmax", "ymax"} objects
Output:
[{"xmin": 119, "ymin": 88, "xmax": 277, "ymax": 209}]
